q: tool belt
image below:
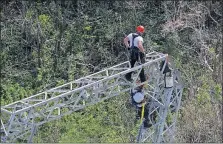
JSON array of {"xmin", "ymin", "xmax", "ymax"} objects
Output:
[{"xmin": 164, "ymin": 71, "xmax": 173, "ymax": 88}]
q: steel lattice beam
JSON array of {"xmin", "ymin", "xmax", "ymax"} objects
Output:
[
  {"xmin": 0, "ymin": 51, "xmax": 183, "ymax": 143},
  {"xmin": 136, "ymin": 62, "xmax": 183, "ymax": 143}
]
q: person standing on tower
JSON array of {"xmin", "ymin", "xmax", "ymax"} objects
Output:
[{"xmin": 124, "ymin": 25, "xmax": 146, "ymax": 83}]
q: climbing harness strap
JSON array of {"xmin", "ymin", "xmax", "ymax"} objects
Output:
[
  {"xmin": 130, "ymin": 34, "xmax": 140, "ymax": 61},
  {"xmin": 131, "ymin": 33, "xmax": 139, "ymax": 49}
]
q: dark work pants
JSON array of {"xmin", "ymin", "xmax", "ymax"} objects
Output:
[{"xmin": 126, "ymin": 48, "xmax": 146, "ymax": 82}]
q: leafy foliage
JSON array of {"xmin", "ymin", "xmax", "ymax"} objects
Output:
[{"xmin": 1, "ymin": 0, "xmax": 222, "ymax": 143}]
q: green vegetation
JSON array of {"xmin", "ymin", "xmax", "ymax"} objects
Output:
[{"xmin": 1, "ymin": 1, "xmax": 222, "ymax": 143}]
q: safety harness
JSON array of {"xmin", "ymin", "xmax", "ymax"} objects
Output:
[
  {"xmin": 130, "ymin": 33, "xmax": 142, "ymax": 63},
  {"xmin": 131, "ymin": 33, "xmax": 139, "ymax": 49}
]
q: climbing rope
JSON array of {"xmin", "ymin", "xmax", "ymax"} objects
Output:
[{"xmin": 140, "ymin": 103, "xmax": 145, "ymax": 124}]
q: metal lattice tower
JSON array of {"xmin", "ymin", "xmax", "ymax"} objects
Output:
[{"xmin": 0, "ymin": 51, "xmax": 183, "ymax": 143}]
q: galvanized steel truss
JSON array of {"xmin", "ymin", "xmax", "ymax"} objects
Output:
[{"xmin": 0, "ymin": 51, "xmax": 183, "ymax": 143}]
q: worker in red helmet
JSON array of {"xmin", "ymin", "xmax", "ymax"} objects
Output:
[{"xmin": 124, "ymin": 25, "xmax": 146, "ymax": 83}]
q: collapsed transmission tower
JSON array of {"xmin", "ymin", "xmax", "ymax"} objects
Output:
[{"xmin": 0, "ymin": 51, "xmax": 183, "ymax": 143}]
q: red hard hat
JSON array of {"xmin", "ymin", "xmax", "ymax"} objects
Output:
[{"xmin": 136, "ymin": 25, "xmax": 145, "ymax": 33}]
